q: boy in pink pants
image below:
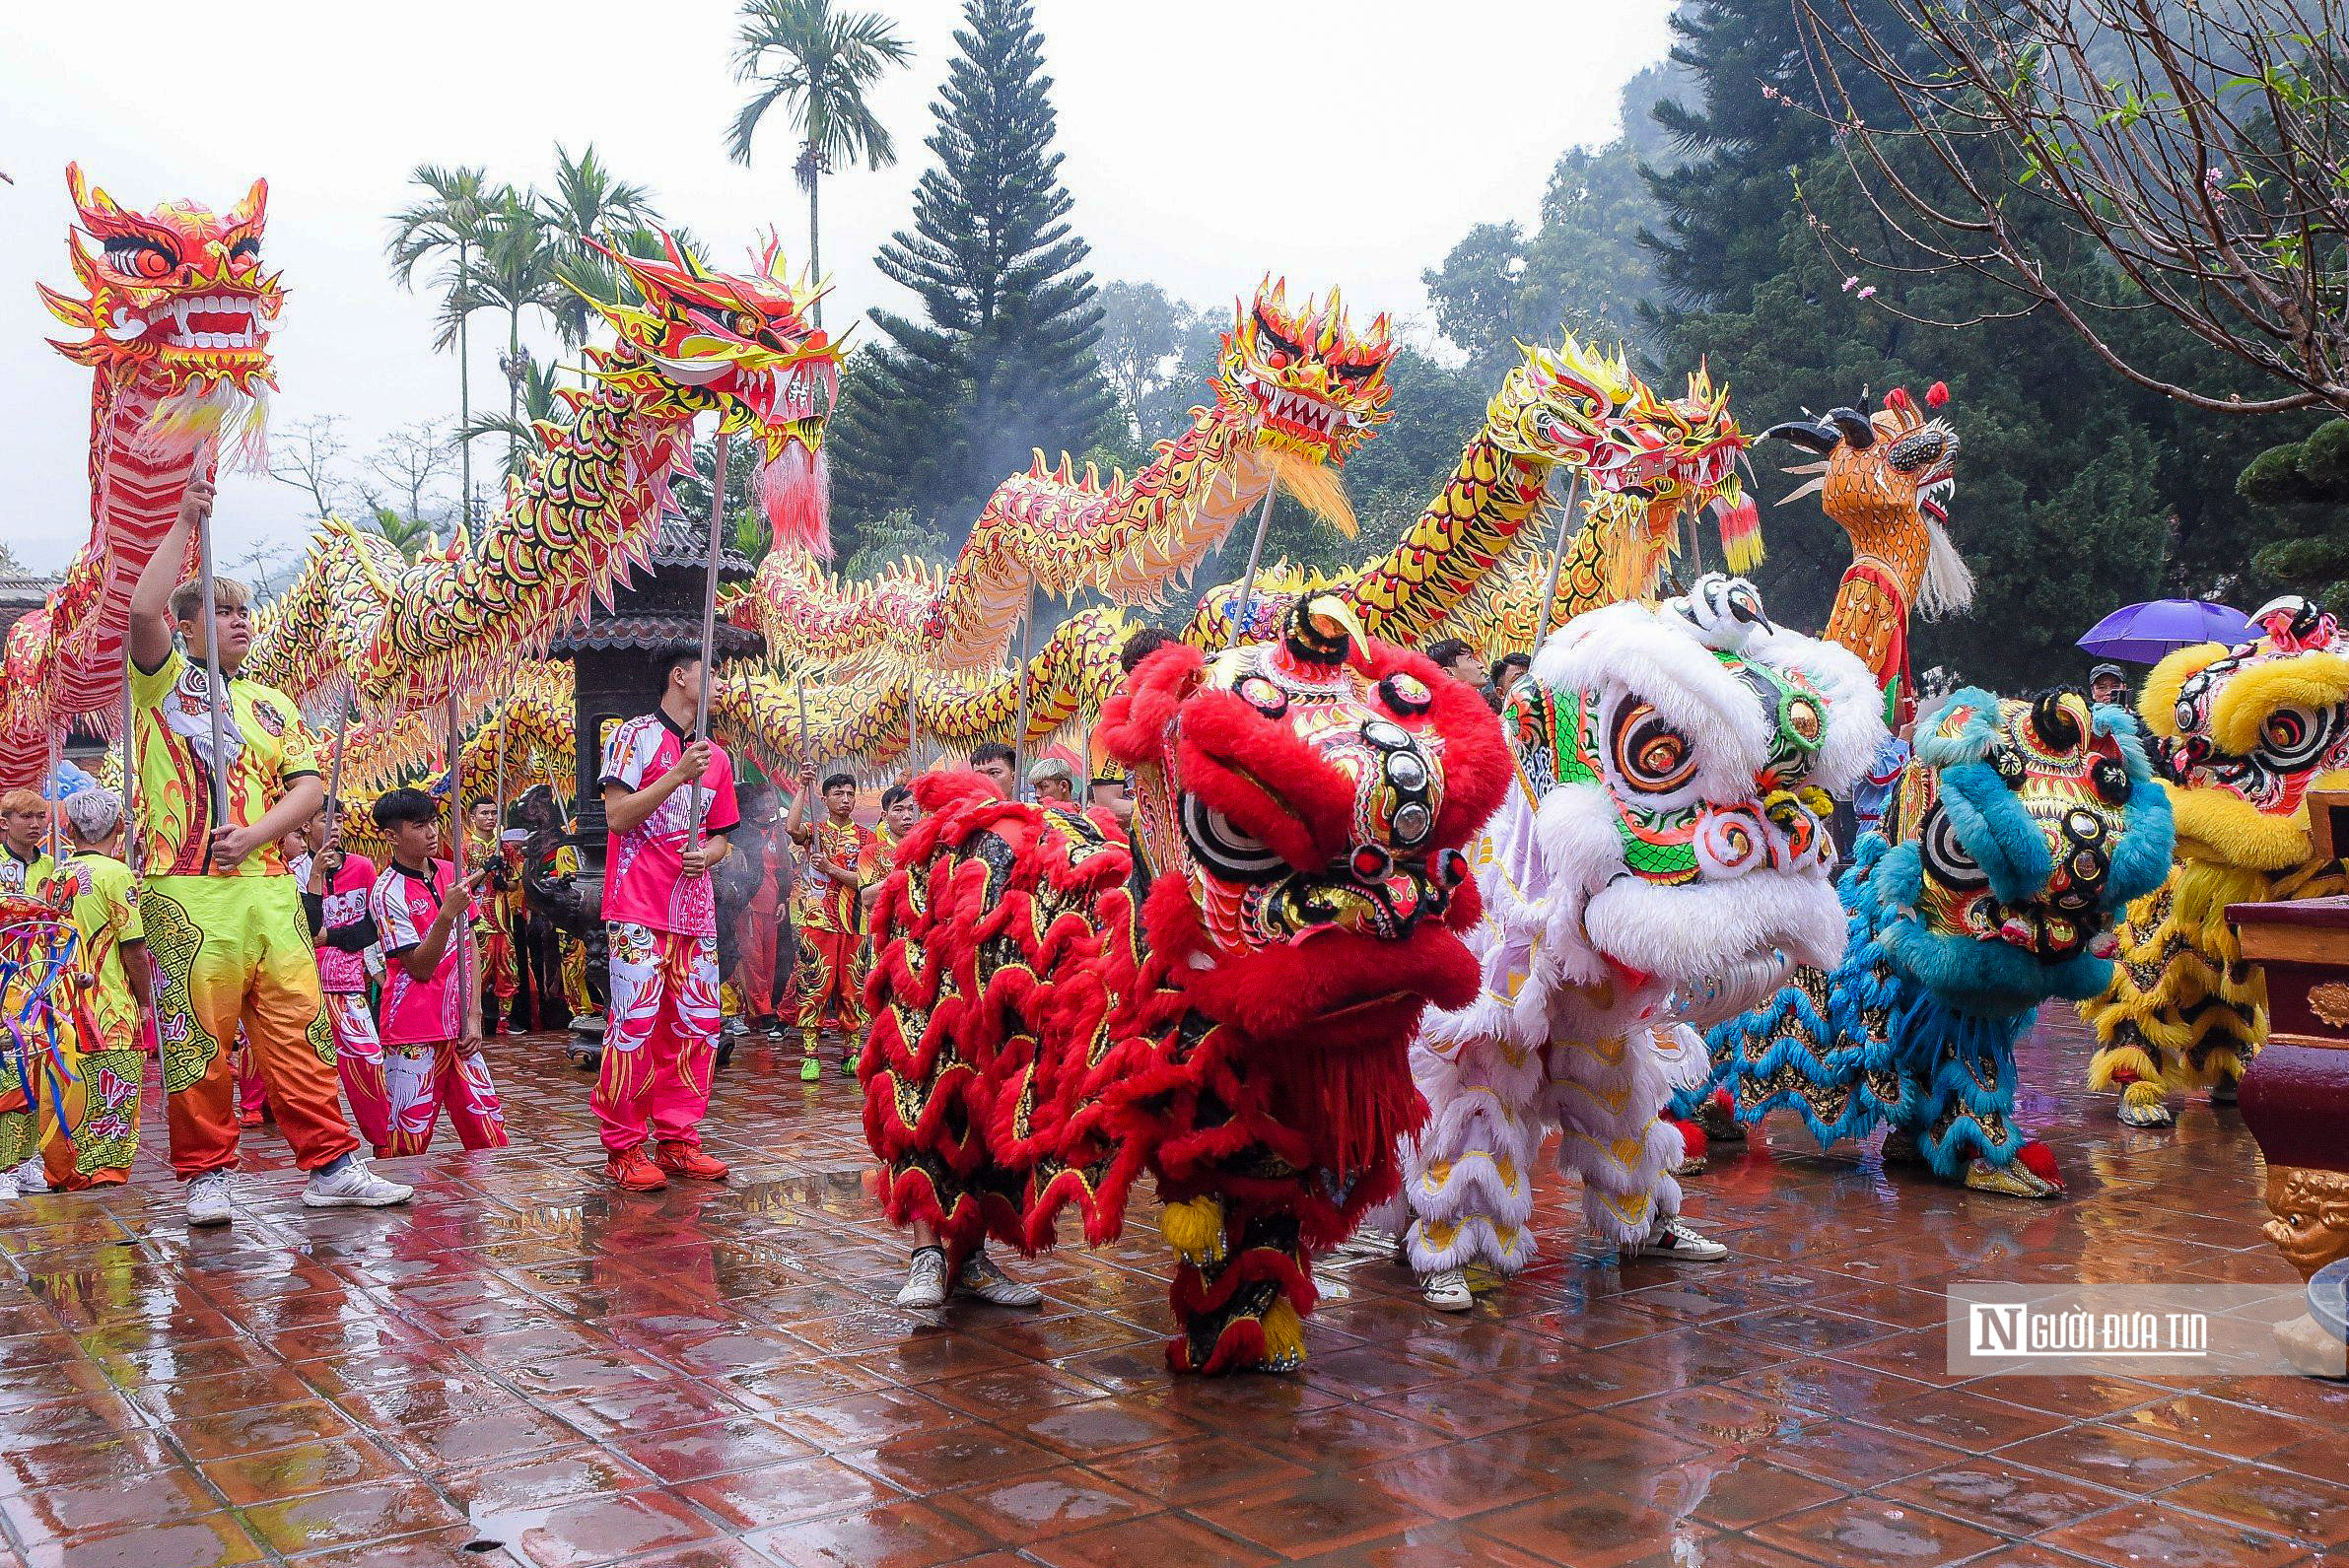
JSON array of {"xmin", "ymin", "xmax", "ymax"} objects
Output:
[
  {"xmin": 296, "ymin": 813, "xmax": 387, "ymax": 1149},
  {"xmin": 365, "ymin": 788, "xmax": 506, "ymax": 1157},
  {"xmin": 594, "ymin": 648, "xmax": 738, "ymax": 1193}
]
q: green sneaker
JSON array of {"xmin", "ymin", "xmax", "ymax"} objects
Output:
[
  {"xmin": 837, "ymin": 1055, "xmax": 858, "ymax": 1080},
  {"xmin": 799, "ymin": 1056, "xmax": 821, "ymax": 1083}
]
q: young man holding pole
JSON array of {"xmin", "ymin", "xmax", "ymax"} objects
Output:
[
  {"xmin": 127, "ymin": 474, "xmax": 410, "ymax": 1226},
  {"xmin": 595, "ymin": 647, "xmax": 738, "ymax": 1192}
]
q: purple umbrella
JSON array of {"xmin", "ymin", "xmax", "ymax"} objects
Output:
[{"xmin": 2077, "ymin": 598, "xmax": 2255, "ymax": 663}]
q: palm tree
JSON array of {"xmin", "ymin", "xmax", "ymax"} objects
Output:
[
  {"xmin": 458, "ymin": 359, "xmax": 564, "ymax": 486},
  {"xmin": 536, "ymin": 144, "xmax": 660, "ymax": 356},
  {"xmin": 386, "ymin": 166, "xmax": 492, "ymax": 518},
  {"xmin": 726, "ymin": 0, "xmax": 913, "ymax": 324},
  {"xmin": 441, "ymin": 188, "xmax": 562, "ymax": 480}
]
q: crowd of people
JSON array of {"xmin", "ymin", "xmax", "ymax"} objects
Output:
[{"xmin": 0, "ymin": 479, "xmax": 1135, "ymax": 1249}]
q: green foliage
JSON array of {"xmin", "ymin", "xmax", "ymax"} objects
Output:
[
  {"xmin": 2238, "ymin": 419, "xmax": 2349, "ymax": 609},
  {"xmin": 829, "ymin": 0, "xmax": 1118, "ymax": 545},
  {"xmin": 842, "ymin": 507, "xmax": 948, "ymax": 579},
  {"xmin": 1424, "ymin": 141, "xmax": 1664, "ymax": 375}
]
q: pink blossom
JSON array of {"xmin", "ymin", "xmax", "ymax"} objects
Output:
[
  {"xmin": 1857, "ymin": 286, "xmax": 1878, "ymax": 300},
  {"xmin": 1841, "ymin": 276, "xmax": 1860, "ymax": 292},
  {"xmin": 1762, "ymin": 84, "xmax": 1780, "ymax": 100}
]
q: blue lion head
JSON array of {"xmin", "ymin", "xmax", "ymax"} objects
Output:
[{"xmin": 1867, "ymin": 687, "xmax": 2173, "ymax": 1016}]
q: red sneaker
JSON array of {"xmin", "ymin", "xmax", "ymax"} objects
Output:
[
  {"xmin": 653, "ymin": 1142, "xmax": 729, "ymax": 1182},
  {"xmin": 238, "ymin": 1110, "xmax": 263, "ymax": 1128},
  {"xmin": 605, "ymin": 1148, "xmax": 668, "ymax": 1193}
]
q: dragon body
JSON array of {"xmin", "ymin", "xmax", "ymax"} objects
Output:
[
  {"xmin": 1190, "ymin": 341, "xmax": 1758, "ymax": 651},
  {"xmin": 247, "ymin": 231, "xmax": 839, "ymax": 725},
  {"xmin": 1715, "ymin": 690, "xmax": 2173, "ymax": 1195},
  {"xmin": 862, "ymin": 598, "xmax": 1510, "ymax": 1373},
  {"xmin": 731, "ymin": 279, "xmax": 1398, "ymax": 676},
  {"xmin": 2080, "ymin": 597, "xmax": 2349, "ymax": 1124},
  {"xmin": 2, "ymin": 166, "xmax": 281, "ymax": 787},
  {"xmin": 1390, "ymin": 578, "xmax": 1883, "ymax": 1281}
]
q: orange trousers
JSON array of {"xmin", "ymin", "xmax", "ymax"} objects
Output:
[{"xmin": 141, "ymin": 876, "xmax": 357, "ymax": 1179}]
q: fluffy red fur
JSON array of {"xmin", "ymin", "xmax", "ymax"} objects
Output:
[
  {"xmin": 863, "ymin": 631, "xmax": 1511, "ymax": 1376},
  {"xmin": 2016, "ymin": 1139, "xmax": 2063, "ymax": 1191}
]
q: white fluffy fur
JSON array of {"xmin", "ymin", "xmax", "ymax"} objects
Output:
[
  {"xmin": 1391, "ymin": 579, "xmax": 1889, "ymax": 1280},
  {"xmin": 1918, "ymin": 520, "xmax": 1976, "ymax": 620}
]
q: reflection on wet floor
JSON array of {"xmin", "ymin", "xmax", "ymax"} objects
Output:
[{"xmin": 0, "ymin": 1010, "xmax": 2342, "ymax": 1567}]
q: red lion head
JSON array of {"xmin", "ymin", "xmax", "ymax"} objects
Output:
[{"xmin": 1098, "ymin": 596, "xmax": 1512, "ymax": 1055}]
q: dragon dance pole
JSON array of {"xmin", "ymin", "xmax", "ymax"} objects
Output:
[
  {"xmin": 1227, "ymin": 486, "xmax": 1279, "ymax": 648},
  {"xmin": 1528, "ymin": 470, "xmax": 1585, "ymax": 662},
  {"xmin": 193, "ymin": 441, "xmax": 230, "ymax": 852},
  {"xmin": 688, "ymin": 431, "xmax": 728, "ymax": 853},
  {"xmin": 320, "ymin": 694, "xmax": 355, "ymax": 847},
  {"xmin": 447, "ymin": 686, "xmax": 473, "ymax": 1025},
  {"xmin": 1011, "ymin": 572, "xmax": 1036, "ymax": 790},
  {"xmin": 119, "ymin": 662, "xmax": 137, "ymax": 877}
]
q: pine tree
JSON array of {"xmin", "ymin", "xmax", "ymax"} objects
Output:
[{"xmin": 835, "ymin": 0, "xmax": 1116, "ymax": 541}]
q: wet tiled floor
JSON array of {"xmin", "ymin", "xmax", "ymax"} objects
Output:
[{"xmin": 2, "ymin": 1011, "xmax": 2342, "ymax": 1568}]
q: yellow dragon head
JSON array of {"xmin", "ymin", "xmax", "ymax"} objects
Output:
[
  {"xmin": 39, "ymin": 163, "xmax": 283, "ymax": 404},
  {"xmin": 1213, "ymin": 277, "xmax": 1397, "ymax": 466}
]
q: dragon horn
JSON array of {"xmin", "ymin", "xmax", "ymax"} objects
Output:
[
  {"xmin": 1825, "ymin": 408, "xmax": 1877, "ymax": 448},
  {"xmin": 1758, "ymin": 419, "xmax": 1843, "ymax": 454}
]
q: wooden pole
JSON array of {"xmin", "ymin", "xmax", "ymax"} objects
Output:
[
  {"xmin": 1011, "ymin": 572, "xmax": 1037, "ymax": 792},
  {"xmin": 320, "ymin": 693, "xmax": 355, "ymax": 846},
  {"xmin": 193, "ymin": 443, "xmax": 230, "ymax": 856},
  {"xmin": 1227, "ymin": 486, "xmax": 1279, "ymax": 648},
  {"xmin": 447, "ymin": 688, "xmax": 473, "ymax": 1023},
  {"xmin": 1529, "ymin": 470, "xmax": 1585, "ymax": 662},
  {"xmin": 120, "ymin": 661, "xmax": 138, "ymax": 877},
  {"xmin": 688, "ymin": 431, "xmax": 729, "ymax": 852}
]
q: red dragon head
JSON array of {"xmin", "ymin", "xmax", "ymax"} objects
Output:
[
  {"xmin": 1100, "ymin": 595, "xmax": 1512, "ymax": 1054},
  {"xmin": 39, "ymin": 163, "xmax": 282, "ymax": 400},
  {"xmin": 1213, "ymin": 278, "xmax": 1398, "ymax": 467},
  {"xmin": 584, "ymin": 229, "xmax": 842, "ymax": 547}
]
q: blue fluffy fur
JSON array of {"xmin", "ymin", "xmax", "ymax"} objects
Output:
[{"xmin": 1714, "ymin": 696, "xmax": 2173, "ymax": 1179}]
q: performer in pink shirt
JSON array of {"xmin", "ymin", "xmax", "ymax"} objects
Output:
[
  {"xmin": 595, "ymin": 648, "xmax": 738, "ymax": 1192},
  {"xmin": 364, "ymin": 788, "xmax": 507, "ymax": 1157},
  {"xmin": 297, "ymin": 812, "xmax": 388, "ymax": 1150}
]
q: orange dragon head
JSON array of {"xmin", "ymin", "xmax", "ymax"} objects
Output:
[
  {"xmin": 1764, "ymin": 383, "xmax": 1969, "ymax": 616},
  {"xmin": 39, "ymin": 163, "xmax": 282, "ymax": 400},
  {"xmin": 1214, "ymin": 278, "xmax": 1397, "ymax": 466},
  {"xmin": 585, "ymin": 229, "xmax": 843, "ymax": 545}
]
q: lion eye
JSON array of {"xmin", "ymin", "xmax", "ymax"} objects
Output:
[
  {"xmin": 1920, "ymin": 805, "xmax": 1987, "ymax": 890},
  {"xmin": 1611, "ymin": 702, "xmax": 1696, "ymax": 793}
]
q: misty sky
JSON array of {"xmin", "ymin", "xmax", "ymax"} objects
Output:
[{"xmin": 1, "ymin": 0, "xmax": 1673, "ymax": 576}]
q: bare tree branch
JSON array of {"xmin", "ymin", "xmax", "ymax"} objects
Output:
[{"xmin": 1790, "ymin": 0, "xmax": 2348, "ymax": 414}]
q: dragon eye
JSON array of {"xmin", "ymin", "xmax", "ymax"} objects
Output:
[
  {"xmin": 1920, "ymin": 805, "xmax": 1988, "ymax": 889},
  {"xmin": 104, "ymin": 238, "xmax": 177, "ymax": 280},
  {"xmin": 1181, "ymin": 796, "xmax": 1282, "ymax": 882},
  {"xmin": 1611, "ymin": 702, "xmax": 1696, "ymax": 793},
  {"xmin": 228, "ymin": 237, "xmax": 261, "ymax": 263},
  {"xmin": 1253, "ymin": 312, "xmax": 1304, "ymax": 364},
  {"xmin": 735, "ymin": 311, "xmax": 761, "ymax": 335}
]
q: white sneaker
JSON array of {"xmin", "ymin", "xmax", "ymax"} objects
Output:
[
  {"xmin": 1623, "ymin": 1213, "xmax": 1729, "ymax": 1262},
  {"xmin": 956, "ymin": 1250, "xmax": 1043, "ymax": 1307},
  {"xmin": 895, "ymin": 1247, "xmax": 948, "ymax": 1309},
  {"xmin": 1311, "ymin": 1266, "xmax": 1352, "ymax": 1303},
  {"xmin": 0, "ymin": 1172, "xmax": 21, "ymax": 1202},
  {"xmin": 301, "ymin": 1155, "xmax": 413, "ymax": 1209},
  {"xmin": 1421, "ymin": 1267, "xmax": 1473, "ymax": 1312},
  {"xmin": 13, "ymin": 1157, "xmax": 47, "ymax": 1193},
  {"xmin": 187, "ymin": 1170, "xmax": 235, "ymax": 1227}
]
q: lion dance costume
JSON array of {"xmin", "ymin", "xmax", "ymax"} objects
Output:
[
  {"xmin": 1389, "ymin": 577, "xmax": 1883, "ymax": 1287},
  {"xmin": 1717, "ymin": 689, "xmax": 2174, "ymax": 1195},
  {"xmin": 2081, "ymin": 597, "xmax": 2349, "ymax": 1125},
  {"xmin": 861, "ymin": 596, "xmax": 1509, "ymax": 1373}
]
